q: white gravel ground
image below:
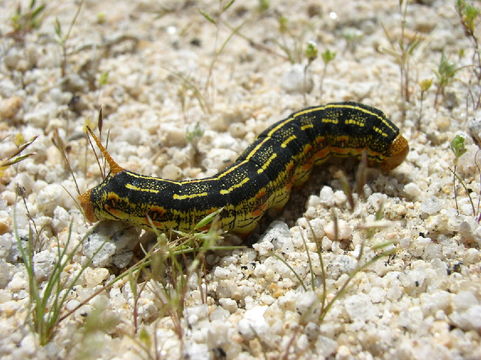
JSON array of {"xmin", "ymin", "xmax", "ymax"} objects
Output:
[{"xmin": 1, "ymin": 0, "xmax": 481, "ymax": 359}]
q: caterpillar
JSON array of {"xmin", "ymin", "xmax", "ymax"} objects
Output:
[{"xmin": 79, "ymin": 102, "xmax": 409, "ymax": 235}]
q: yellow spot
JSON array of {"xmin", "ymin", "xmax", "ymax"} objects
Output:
[
  {"xmin": 173, "ymin": 192, "xmax": 208, "ymax": 200},
  {"xmin": 301, "ymin": 124, "xmax": 314, "ymax": 130},
  {"xmin": 105, "ymin": 192, "xmax": 121, "ymax": 201},
  {"xmin": 345, "ymin": 118, "xmax": 365, "ymax": 127},
  {"xmin": 372, "ymin": 126, "xmax": 388, "ymax": 137},
  {"xmin": 125, "ymin": 183, "xmax": 159, "ymax": 193},
  {"xmin": 321, "ymin": 117, "xmax": 338, "ymax": 124},
  {"xmin": 220, "ymin": 177, "xmax": 250, "ymax": 195},
  {"xmin": 281, "ymin": 135, "xmax": 297, "ymax": 148},
  {"xmin": 258, "ymin": 153, "xmax": 277, "ymax": 174}
]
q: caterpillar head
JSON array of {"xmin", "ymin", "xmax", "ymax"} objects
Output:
[
  {"xmin": 379, "ymin": 134, "xmax": 409, "ymax": 171},
  {"xmin": 78, "ymin": 128, "xmax": 125, "ymax": 223}
]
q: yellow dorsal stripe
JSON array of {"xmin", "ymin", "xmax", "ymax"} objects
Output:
[
  {"xmin": 173, "ymin": 192, "xmax": 208, "ymax": 200},
  {"xmin": 125, "ymin": 183, "xmax": 159, "ymax": 193},
  {"xmin": 258, "ymin": 153, "xmax": 277, "ymax": 174},
  {"xmin": 220, "ymin": 177, "xmax": 249, "ymax": 195}
]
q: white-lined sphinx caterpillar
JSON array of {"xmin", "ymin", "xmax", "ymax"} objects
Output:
[{"xmin": 79, "ymin": 102, "xmax": 408, "ymax": 235}]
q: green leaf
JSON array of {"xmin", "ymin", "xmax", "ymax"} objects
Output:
[
  {"xmin": 139, "ymin": 327, "xmax": 152, "ymax": 348},
  {"xmin": 199, "ymin": 10, "xmax": 216, "ymax": 25},
  {"xmin": 278, "ymin": 15, "xmax": 288, "ymax": 33},
  {"xmin": 321, "ymin": 49, "xmax": 336, "ymax": 64},
  {"xmin": 258, "ymin": 0, "xmax": 270, "ymax": 11},
  {"xmin": 54, "ymin": 18, "xmax": 62, "ymax": 38},
  {"xmin": 223, "ymin": 0, "xmax": 236, "ymax": 11},
  {"xmin": 98, "ymin": 71, "xmax": 109, "ymax": 86},
  {"xmin": 435, "ymin": 53, "xmax": 458, "ymax": 87},
  {"xmin": 193, "ymin": 208, "xmax": 223, "ymax": 231},
  {"xmin": 450, "ymin": 135, "xmax": 467, "ymax": 159},
  {"xmin": 305, "ymin": 41, "xmax": 318, "ymax": 62},
  {"xmin": 31, "ymin": 4, "xmax": 46, "ymax": 21},
  {"xmin": 419, "ymin": 78, "xmax": 432, "ymax": 92}
]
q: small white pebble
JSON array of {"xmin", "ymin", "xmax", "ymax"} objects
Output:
[
  {"xmin": 0, "ymin": 96, "xmax": 22, "ymax": 119},
  {"xmin": 7, "ymin": 272, "xmax": 27, "ymax": 291},
  {"xmin": 333, "ymin": 190, "xmax": 347, "ymax": 206},
  {"xmin": 369, "ymin": 287, "xmax": 386, "ymax": 304},
  {"xmin": 12, "ymin": 173, "xmax": 34, "ymax": 195},
  {"xmin": 344, "ymin": 293, "xmax": 377, "ymax": 322},
  {"xmin": 83, "ymin": 267, "xmax": 109, "ymax": 287},
  {"xmin": 36, "ymin": 183, "xmax": 67, "ymax": 215},
  {"xmin": 464, "ymin": 248, "xmax": 480, "ymax": 264},
  {"xmin": 33, "ymin": 250, "xmax": 56, "ymax": 281},
  {"xmin": 306, "ymin": 195, "xmax": 321, "ymax": 209},
  {"xmin": 161, "ymin": 164, "xmax": 183, "ymax": 180},
  {"xmin": 295, "ymin": 291, "xmax": 318, "ymax": 320},
  {"xmin": 337, "ymin": 345, "xmax": 352, "ymax": 359},
  {"xmin": 237, "ymin": 306, "xmax": 268, "ymax": 340},
  {"xmin": 404, "ymin": 182, "xmax": 422, "ymax": 199},
  {"xmin": 214, "ymin": 266, "xmax": 231, "ymax": 279},
  {"xmin": 459, "ymin": 220, "xmax": 476, "ymax": 245},
  {"xmin": 452, "ymin": 291, "xmax": 479, "ymax": 311},
  {"xmin": 19, "ymin": 334, "xmax": 36, "ymax": 356},
  {"xmin": 259, "ymin": 294, "xmax": 275, "ymax": 305},
  {"xmin": 281, "ymin": 63, "xmax": 313, "ymax": 94},
  {"xmin": 319, "ymin": 186, "xmax": 335, "ymax": 206},
  {"xmin": 219, "ymin": 298, "xmax": 238, "ymax": 313},
  {"xmin": 202, "ymin": 148, "xmax": 237, "ymax": 171},
  {"xmin": 161, "ymin": 123, "xmax": 187, "ymax": 147},
  {"xmin": 66, "ymin": 299, "xmax": 81, "ymax": 312},
  {"xmin": 252, "ymin": 239, "xmax": 274, "ymax": 256},
  {"xmin": 315, "ymin": 336, "xmax": 337, "ymax": 358},
  {"xmin": 420, "ymin": 197, "xmax": 442, "ymax": 216},
  {"xmin": 51, "ymin": 206, "xmax": 70, "ymax": 233},
  {"xmin": 229, "ymin": 122, "xmax": 246, "ymax": 138},
  {"xmin": 450, "ymin": 305, "xmax": 481, "ymax": 332},
  {"xmin": 324, "ymin": 220, "xmax": 352, "ymax": 241}
]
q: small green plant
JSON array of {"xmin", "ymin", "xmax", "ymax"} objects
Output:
[
  {"xmin": 60, "ymin": 209, "xmax": 241, "ymax": 357},
  {"xmin": 381, "ymin": 0, "xmax": 422, "ymax": 120},
  {"xmin": 52, "ymin": 129, "xmax": 81, "ymax": 196},
  {"xmin": 456, "ymin": 0, "xmax": 481, "ymax": 110},
  {"xmin": 434, "ymin": 53, "xmax": 460, "ymax": 107},
  {"xmin": 341, "ymin": 29, "xmax": 363, "ymax": 54},
  {"xmin": 185, "ymin": 122, "xmax": 205, "ymax": 166},
  {"xmin": 449, "ymin": 134, "xmax": 479, "ymax": 216},
  {"xmin": 272, "ymin": 158, "xmax": 393, "ymax": 356},
  {"xmin": 316, "ymin": 224, "xmax": 394, "ymax": 323},
  {"xmin": 319, "ymin": 49, "xmax": 336, "ymax": 100},
  {"xmin": 173, "ymin": 70, "xmax": 211, "ymax": 116},
  {"xmin": 54, "ymin": 0, "xmax": 84, "ymax": 78},
  {"xmin": 185, "ymin": 122, "xmax": 204, "ymax": 145},
  {"xmin": 273, "ymin": 15, "xmax": 311, "ymax": 64},
  {"xmin": 125, "ymin": 209, "xmax": 241, "ymax": 357},
  {"xmin": 417, "ymin": 78, "xmax": 432, "ymax": 129},
  {"xmin": 0, "ymin": 135, "xmax": 36, "ymax": 177},
  {"xmin": 14, "ymin": 206, "xmax": 107, "ymax": 345},
  {"xmin": 302, "ymin": 41, "xmax": 318, "ymax": 104},
  {"xmin": 456, "ymin": 0, "xmax": 481, "ymax": 75},
  {"xmin": 10, "ymin": 0, "xmax": 46, "ymax": 37},
  {"xmin": 199, "ymin": 0, "xmax": 246, "ymax": 111},
  {"xmin": 98, "ymin": 71, "xmax": 110, "ymax": 87},
  {"xmin": 275, "ymin": 211, "xmax": 394, "ymax": 357},
  {"xmin": 258, "ymin": 0, "xmax": 270, "ymax": 12}
]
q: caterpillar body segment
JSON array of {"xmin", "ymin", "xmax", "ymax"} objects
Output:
[{"xmin": 79, "ymin": 102, "xmax": 409, "ymax": 235}]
